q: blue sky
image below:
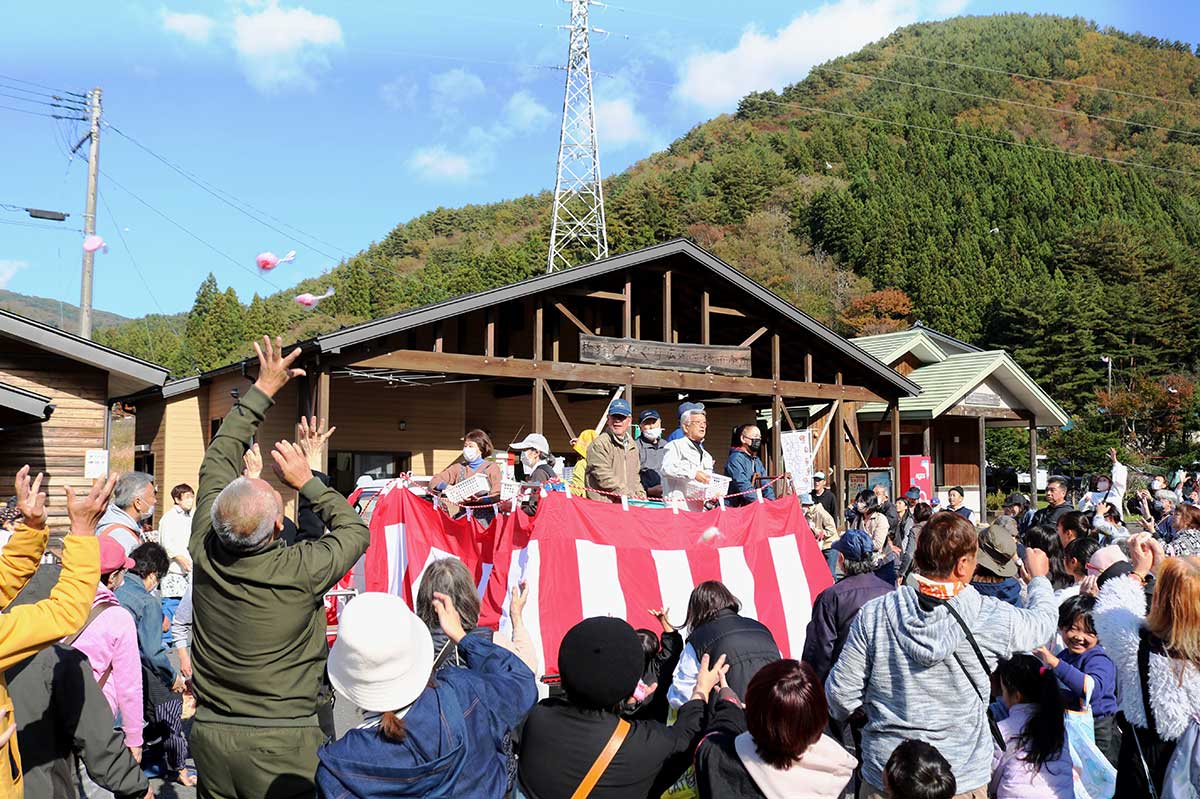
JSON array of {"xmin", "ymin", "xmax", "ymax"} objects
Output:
[{"xmin": 1, "ymin": 0, "xmax": 1195, "ymax": 320}]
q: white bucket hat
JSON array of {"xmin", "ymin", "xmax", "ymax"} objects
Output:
[{"xmin": 327, "ymin": 593, "xmax": 434, "ymax": 713}]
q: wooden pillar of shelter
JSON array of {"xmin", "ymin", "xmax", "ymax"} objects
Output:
[
  {"xmin": 833, "ymin": 372, "xmax": 845, "ymax": 510},
  {"xmin": 315, "ymin": 371, "xmax": 331, "ymax": 476},
  {"xmin": 771, "ymin": 333, "xmax": 783, "ymax": 492},
  {"xmin": 533, "ymin": 301, "xmax": 544, "ymax": 433},
  {"xmin": 890, "ymin": 400, "xmax": 901, "ymax": 500},
  {"xmin": 701, "ymin": 291, "xmax": 710, "ymax": 345},
  {"xmin": 1028, "ymin": 419, "xmax": 1039, "ymax": 508},
  {"xmin": 922, "ymin": 422, "xmax": 932, "ymax": 458},
  {"xmin": 979, "ymin": 416, "xmax": 988, "ymax": 524},
  {"xmin": 624, "ymin": 272, "xmax": 634, "ymax": 413},
  {"xmin": 485, "ymin": 310, "xmax": 495, "ymax": 357},
  {"xmin": 662, "ymin": 270, "xmax": 673, "ymax": 343}
]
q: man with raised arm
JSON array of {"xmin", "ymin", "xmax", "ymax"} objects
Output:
[{"xmin": 187, "ymin": 336, "xmax": 370, "ymax": 799}]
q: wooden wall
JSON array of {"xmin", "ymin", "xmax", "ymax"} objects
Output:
[
  {"xmin": 934, "ymin": 416, "xmax": 981, "ymax": 488},
  {"xmin": 0, "ymin": 337, "xmax": 109, "ymax": 532}
]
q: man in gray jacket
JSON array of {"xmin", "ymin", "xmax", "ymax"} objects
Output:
[{"xmin": 826, "ymin": 511, "xmax": 1055, "ymax": 798}]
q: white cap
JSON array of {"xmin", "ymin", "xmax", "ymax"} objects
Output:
[
  {"xmin": 327, "ymin": 593, "xmax": 434, "ymax": 713},
  {"xmin": 511, "ymin": 433, "xmax": 550, "ymax": 455},
  {"xmin": 813, "ymin": 471, "xmax": 826, "ymax": 480}
]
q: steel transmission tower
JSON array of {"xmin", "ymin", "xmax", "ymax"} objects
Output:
[{"xmin": 547, "ymin": 0, "xmax": 608, "ymax": 272}]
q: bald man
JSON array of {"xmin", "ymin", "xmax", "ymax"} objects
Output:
[{"xmin": 187, "ymin": 337, "xmax": 369, "ymax": 799}]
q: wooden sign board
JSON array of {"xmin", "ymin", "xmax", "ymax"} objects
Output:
[{"xmin": 579, "ymin": 335, "xmax": 752, "ymax": 376}]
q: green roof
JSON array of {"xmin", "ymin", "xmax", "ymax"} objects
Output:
[{"xmin": 851, "ymin": 329, "xmax": 947, "ymax": 366}]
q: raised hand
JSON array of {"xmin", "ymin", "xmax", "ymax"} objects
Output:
[
  {"xmin": 1023, "ymin": 547, "xmax": 1050, "ymax": 579},
  {"xmin": 648, "ymin": 607, "xmax": 674, "ymax": 633},
  {"xmin": 64, "ymin": 474, "xmax": 118, "ymax": 536},
  {"xmin": 242, "ymin": 443, "xmax": 263, "ymax": 480},
  {"xmin": 14, "ymin": 465, "xmax": 47, "ymax": 529},
  {"xmin": 693, "ymin": 653, "xmax": 729, "ymax": 699},
  {"xmin": 510, "ymin": 581, "xmax": 530, "ymax": 621},
  {"xmin": 433, "ymin": 591, "xmax": 467, "ymax": 644},
  {"xmin": 252, "ymin": 336, "xmax": 305, "ymax": 399},
  {"xmin": 269, "ymin": 440, "xmax": 314, "ymax": 491},
  {"xmin": 297, "ymin": 416, "xmax": 336, "ymax": 464}
]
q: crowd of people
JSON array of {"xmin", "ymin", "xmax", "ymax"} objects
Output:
[{"xmin": 0, "ymin": 334, "xmax": 1198, "ymax": 799}]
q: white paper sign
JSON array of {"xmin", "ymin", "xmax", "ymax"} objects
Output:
[
  {"xmin": 84, "ymin": 449, "xmax": 109, "ymax": 479},
  {"xmin": 781, "ymin": 429, "xmax": 814, "ymax": 495}
]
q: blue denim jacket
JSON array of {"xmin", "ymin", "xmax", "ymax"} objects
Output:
[
  {"xmin": 723, "ymin": 449, "xmax": 776, "ymax": 506},
  {"xmin": 317, "ymin": 633, "xmax": 537, "ymax": 799},
  {"xmin": 115, "ymin": 577, "xmax": 176, "ymax": 687}
]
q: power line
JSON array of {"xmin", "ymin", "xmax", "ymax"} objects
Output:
[
  {"xmin": 817, "ymin": 66, "xmax": 1200, "ymax": 140},
  {"xmin": 0, "ymin": 89, "xmax": 88, "ymax": 112},
  {"xmin": 97, "ymin": 168, "xmax": 285, "ymax": 291},
  {"xmin": 887, "ymin": 51, "xmax": 1200, "ymax": 112},
  {"xmin": 0, "ymin": 102, "xmax": 86, "ymax": 121},
  {"xmin": 0, "ymin": 218, "xmax": 83, "ymax": 233},
  {"xmin": 104, "ymin": 121, "xmax": 354, "ymax": 260},
  {"xmin": 0, "ymin": 72, "xmax": 87, "ymax": 99},
  {"xmin": 0, "ymin": 81, "xmax": 89, "ymax": 107}
]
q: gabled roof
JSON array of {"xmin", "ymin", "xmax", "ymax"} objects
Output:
[
  {"xmin": 857, "ymin": 350, "xmax": 1069, "ymax": 427},
  {"xmin": 150, "ymin": 239, "xmax": 920, "ymax": 399},
  {"xmin": 910, "ymin": 321, "xmax": 981, "ymax": 355},
  {"xmin": 0, "ymin": 380, "xmax": 54, "ymax": 429},
  {"xmin": 852, "ymin": 329, "xmax": 948, "ymax": 367},
  {"xmin": 0, "ymin": 309, "xmax": 169, "ymax": 399}
]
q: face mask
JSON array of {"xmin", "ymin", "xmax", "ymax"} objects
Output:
[
  {"xmin": 745, "ymin": 438, "xmax": 762, "ymax": 453},
  {"xmin": 1151, "ymin": 480, "xmax": 1163, "ymax": 491},
  {"xmin": 642, "ymin": 426, "xmax": 661, "ymax": 441},
  {"xmin": 521, "ymin": 451, "xmax": 540, "ymax": 468},
  {"xmin": 462, "ymin": 446, "xmax": 480, "ymax": 462},
  {"xmin": 1096, "ymin": 481, "xmax": 1110, "ymax": 493},
  {"xmin": 141, "ymin": 505, "xmax": 156, "ymax": 523}
]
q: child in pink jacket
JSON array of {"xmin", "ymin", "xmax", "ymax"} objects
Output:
[{"xmin": 71, "ymin": 537, "xmax": 144, "ymax": 755}]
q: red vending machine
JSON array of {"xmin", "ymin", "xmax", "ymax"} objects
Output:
[{"xmin": 868, "ymin": 455, "xmax": 934, "ymax": 502}]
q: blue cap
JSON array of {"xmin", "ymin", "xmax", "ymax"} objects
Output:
[
  {"xmin": 608, "ymin": 399, "xmax": 632, "ymax": 417},
  {"xmin": 799, "ymin": 493, "xmax": 815, "ymax": 504},
  {"xmin": 638, "ymin": 409, "xmax": 660, "ymax": 423},
  {"xmin": 678, "ymin": 401, "xmax": 705, "ymax": 418},
  {"xmin": 832, "ymin": 529, "xmax": 874, "ymax": 561}
]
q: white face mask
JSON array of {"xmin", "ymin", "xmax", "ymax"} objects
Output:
[
  {"xmin": 462, "ymin": 446, "xmax": 480, "ymax": 462},
  {"xmin": 1151, "ymin": 480, "xmax": 1163, "ymax": 491},
  {"xmin": 1096, "ymin": 481, "xmax": 1110, "ymax": 493},
  {"xmin": 521, "ymin": 451, "xmax": 540, "ymax": 468},
  {"xmin": 641, "ymin": 425, "xmax": 661, "ymax": 441}
]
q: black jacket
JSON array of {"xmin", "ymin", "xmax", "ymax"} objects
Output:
[
  {"xmin": 7, "ymin": 645, "xmax": 148, "ymax": 799},
  {"xmin": 519, "ymin": 696, "xmax": 706, "ymax": 799},
  {"xmin": 694, "ymin": 691, "xmax": 764, "ymax": 799},
  {"xmin": 1031, "ymin": 501, "xmax": 1072, "ymax": 530},
  {"xmin": 813, "ymin": 487, "xmax": 840, "ymax": 521},
  {"xmin": 801, "ymin": 572, "xmax": 895, "ymax": 683},
  {"xmin": 626, "ymin": 630, "xmax": 683, "ymax": 723},
  {"xmin": 688, "ymin": 610, "xmax": 780, "ymax": 700}
]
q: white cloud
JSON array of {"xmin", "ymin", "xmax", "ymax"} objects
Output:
[
  {"xmin": 232, "ymin": 2, "xmax": 343, "ymax": 93},
  {"xmin": 408, "ymin": 146, "xmax": 474, "ymax": 181},
  {"xmin": 161, "ymin": 10, "xmax": 216, "ymax": 43},
  {"xmin": 0, "ymin": 260, "xmax": 28, "ymax": 290},
  {"xmin": 596, "ymin": 97, "xmax": 650, "ymax": 148},
  {"xmin": 504, "ymin": 90, "xmax": 553, "ymax": 132},
  {"xmin": 429, "ymin": 68, "xmax": 485, "ymax": 118},
  {"xmin": 675, "ymin": 0, "xmax": 941, "ymax": 111},
  {"xmin": 380, "ymin": 75, "xmax": 419, "ymax": 111}
]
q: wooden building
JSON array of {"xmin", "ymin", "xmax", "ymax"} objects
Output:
[
  {"xmin": 0, "ymin": 309, "xmax": 169, "ymax": 530},
  {"xmin": 808, "ymin": 324, "xmax": 1068, "ymax": 522},
  {"xmin": 130, "ymin": 240, "xmax": 920, "ymax": 521}
]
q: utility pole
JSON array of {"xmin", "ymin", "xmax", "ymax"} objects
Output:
[
  {"xmin": 79, "ymin": 87, "xmax": 102, "ymax": 339},
  {"xmin": 547, "ymin": 0, "xmax": 607, "ymax": 273}
]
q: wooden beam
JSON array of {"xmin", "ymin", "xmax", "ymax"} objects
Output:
[
  {"xmin": 804, "ymin": 352, "xmax": 813, "ymax": 383},
  {"xmin": 1028, "ymin": 419, "xmax": 1039, "ymax": 509},
  {"xmin": 978, "ymin": 415, "xmax": 988, "ymax": 524},
  {"xmin": 535, "ymin": 301, "xmax": 544, "ymax": 360},
  {"xmin": 355, "ymin": 349, "xmax": 885, "ymax": 402},
  {"xmin": 543, "ymin": 382, "xmax": 576, "ymax": 441},
  {"xmin": 662, "ymin": 270, "xmax": 672, "ymax": 343},
  {"xmin": 739, "ymin": 326, "xmax": 768, "ymax": 348},
  {"xmin": 433, "ymin": 322, "xmax": 443, "ymax": 353},
  {"xmin": 781, "ymin": 403, "xmax": 799, "ymax": 432},
  {"xmin": 623, "ymin": 271, "xmax": 632, "ymax": 339},
  {"xmin": 709, "ymin": 304, "xmax": 746, "ymax": 318},
  {"xmin": 485, "ymin": 310, "xmax": 495, "ymax": 358},
  {"xmin": 558, "ymin": 287, "xmax": 625, "ymax": 302},
  {"xmin": 773, "ymin": 393, "xmax": 784, "ymax": 492},
  {"xmin": 891, "ymin": 400, "xmax": 902, "ymax": 500},
  {"xmin": 553, "ymin": 302, "xmax": 591, "ymax": 337},
  {"xmin": 833, "ymin": 371, "xmax": 845, "ymax": 508},
  {"xmin": 922, "ymin": 421, "xmax": 932, "ymax": 458},
  {"xmin": 844, "ymin": 419, "xmax": 869, "ymax": 468},
  {"xmin": 701, "ymin": 291, "xmax": 710, "ymax": 345}
]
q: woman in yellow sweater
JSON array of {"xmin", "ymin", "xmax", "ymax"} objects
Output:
[{"xmin": 0, "ymin": 466, "xmax": 108, "ymax": 799}]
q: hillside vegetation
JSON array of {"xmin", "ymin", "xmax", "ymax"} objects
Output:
[{"xmin": 95, "ymin": 14, "xmax": 1200, "ymax": 451}]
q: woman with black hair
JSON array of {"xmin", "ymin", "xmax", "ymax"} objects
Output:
[
  {"xmin": 667, "ymin": 581, "xmax": 779, "ymax": 708},
  {"xmin": 853, "ymin": 490, "xmax": 891, "ymax": 559},
  {"xmin": 1056, "ymin": 510, "xmax": 1091, "ymax": 549},
  {"xmin": 1023, "ymin": 525, "xmax": 1076, "ymax": 594},
  {"xmin": 990, "ymin": 654, "xmax": 1073, "ymax": 797}
]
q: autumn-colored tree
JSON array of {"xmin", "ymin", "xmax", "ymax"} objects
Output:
[
  {"xmin": 838, "ymin": 289, "xmax": 913, "ymax": 336},
  {"xmin": 1098, "ymin": 374, "xmax": 1199, "ymax": 456}
]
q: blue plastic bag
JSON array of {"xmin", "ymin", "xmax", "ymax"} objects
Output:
[{"xmin": 1065, "ymin": 706, "xmax": 1117, "ymax": 799}]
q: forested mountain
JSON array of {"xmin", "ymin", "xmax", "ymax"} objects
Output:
[
  {"xmin": 0, "ymin": 289, "xmax": 130, "ymax": 331},
  {"xmin": 94, "ymin": 14, "xmax": 1200, "ymax": 462}
]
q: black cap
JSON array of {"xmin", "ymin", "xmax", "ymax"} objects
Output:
[
  {"xmin": 1003, "ymin": 493, "xmax": 1026, "ymax": 508},
  {"xmin": 638, "ymin": 409, "xmax": 661, "ymax": 424},
  {"xmin": 558, "ymin": 617, "xmax": 643, "ymax": 709}
]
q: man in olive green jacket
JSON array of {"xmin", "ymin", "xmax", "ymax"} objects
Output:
[
  {"xmin": 188, "ymin": 337, "xmax": 370, "ymax": 799},
  {"xmin": 585, "ymin": 398, "xmax": 646, "ymax": 502}
]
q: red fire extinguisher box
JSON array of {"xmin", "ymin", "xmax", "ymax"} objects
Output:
[{"xmin": 867, "ymin": 455, "xmax": 934, "ymax": 503}]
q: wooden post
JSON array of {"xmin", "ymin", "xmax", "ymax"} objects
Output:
[
  {"xmin": 772, "ymin": 333, "xmax": 783, "ymax": 482},
  {"xmin": 922, "ymin": 422, "xmax": 932, "ymax": 458},
  {"xmin": 701, "ymin": 290, "xmax": 710, "ymax": 345},
  {"xmin": 533, "ymin": 302, "xmax": 544, "ymax": 432},
  {"xmin": 891, "ymin": 400, "xmax": 902, "ymax": 500},
  {"xmin": 979, "ymin": 416, "xmax": 988, "ymax": 524},
  {"xmin": 1028, "ymin": 418, "xmax": 1039, "ymax": 508},
  {"xmin": 623, "ymin": 271, "xmax": 632, "ymax": 339},
  {"xmin": 433, "ymin": 322, "xmax": 443, "ymax": 353},
  {"xmin": 833, "ymin": 372, "xmax": 845, "ymax": 511},
  {"xmin": 485, "ymin": 310, "xmax": 495, "ymax": 357},
  {"xmin": 662, "ymin": 270, "xmax": 672, "ymax": 343},
  {"xmin": 804, "ymin": 352, "xmax": 813, "ymax": 383}
]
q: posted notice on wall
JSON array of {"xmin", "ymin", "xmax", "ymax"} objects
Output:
[
  {"xmin": 84, "ymin": 449, "xmax": 109, "ymax": 479},
  {"xmin": 781, "ymin": 429, "xmax": 814, "ymax": 495}
]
